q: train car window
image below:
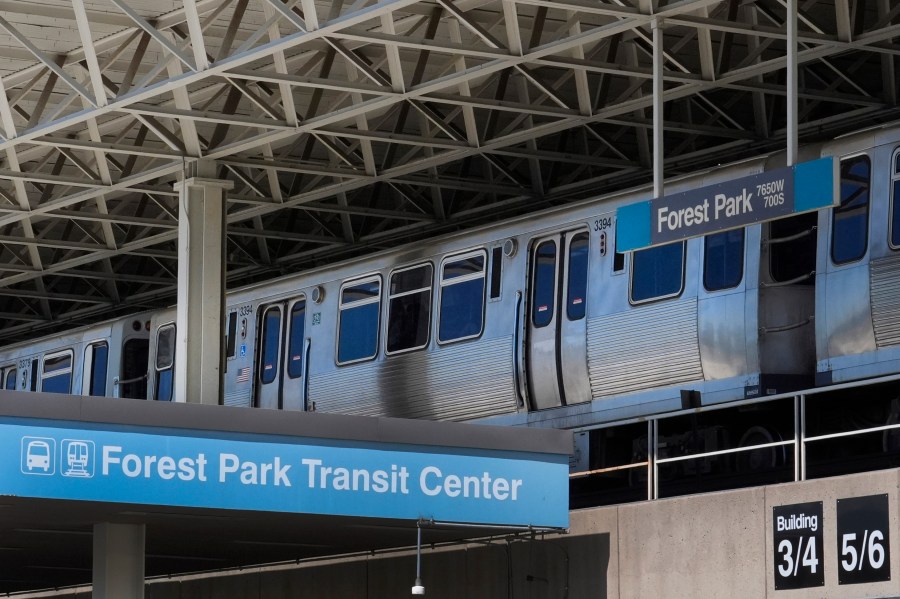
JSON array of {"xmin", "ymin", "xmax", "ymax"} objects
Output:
[
  {"xmin": 532, "ymin": 241, "xmax": 557, "ymax": 328},
  {"xmin": 704, "ymin": 229, "xmax": 745, "ymax": 291},
  {"xmin": 41, "ymin": 350, "xmax": 73, "ymax": 394},
  {"xmin": 259, "ymin": 306, "xmax": 282, "ymax": 384},
  {"xmin": 489, "ymin": 246, "xmax": 503, "ymax": 300},
  {"xmin": 387, "ymin": 264, "xmax": 432, "ymax": 355},
  {"xmin": 338, "ymin": 276, "xmax": 381, "ymax": 364},
  {"xmin": 438, "ymin": 251, "xmax": 486, "ymax": 343},
  {"xmin": 287, "ymin": 300, "xmax": 305, "ymax": 379},
  {"xmin": 831, "ymin": 154, "xmax": 870, "ymax": 265},
  {"xmin": 890, "ymin": 148, "xmax": 900, "ymax": 248},
  {"xmin": 225, "ymin": 311, "xmax": 238, "ymax": 359},
  {"xmin": 85, "ymin": 342, "xmax": 109, "ymax": 396},
  {"xmin": 155, "ymin": 324, "xmax": 176, "ymax": 402},
  {"xmin": 630, "ymin": 242, "xmax": 685, "ymax": 303},
  {"xmin": 121, "ymin": 338, "xmax": 149, "ymax": 399},
  {"xmin": 4, "ymin": 368, "xmax": 15, "ymax": 391},
  {"xmin": 567, "ymin": 233, "xmax": 589, "ymax": 320}
]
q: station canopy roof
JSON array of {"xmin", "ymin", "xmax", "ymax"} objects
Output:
[
  {"xmin": 0, "ymin": 0, "xmax": 896, "ymax": 342},
  {"xmin": 0, "ymin": 391, "xmax": 571, "ymax": 592}
]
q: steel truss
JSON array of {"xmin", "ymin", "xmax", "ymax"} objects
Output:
[{"xmin": 0, "ymin": 0, "xmax": 895, "ymax": 340}]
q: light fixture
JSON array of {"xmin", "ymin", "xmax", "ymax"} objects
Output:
[{"xmin": 411, "ymin": 522, "xmax": 425, "ymax": 595}]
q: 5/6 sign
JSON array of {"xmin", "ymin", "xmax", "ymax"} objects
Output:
[
  {"xmin": 773, "ymin": 502, "xmax": 824, "ymax": 590},
  {"xmin": 837, "ymin": 494, "xmax": 891, "ymax": 585}
]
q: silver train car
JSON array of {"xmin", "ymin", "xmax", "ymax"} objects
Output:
[{"xmin": 2, "ymin": 122, "xmax": 900, "ymax": 437}]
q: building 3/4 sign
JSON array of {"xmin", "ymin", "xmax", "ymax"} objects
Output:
[
  {"xmin": 4, "ymin": 417, "xmax": 569, "ymax": 529},
  {"xmin": 773, "ymin": 502, "xmax": 824, "ymax": 590},
  {"xmin": 616, "ymin": 157, "xmax": 837, "ymax": 252}
]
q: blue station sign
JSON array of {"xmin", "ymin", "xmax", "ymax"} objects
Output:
[
  {"xmin": 616, "ymin": 156, "xmax": 838, "ymax": 251},
  {"xmin": 3, "ymin": 417, "xmax": 569, "ymax": 529}
]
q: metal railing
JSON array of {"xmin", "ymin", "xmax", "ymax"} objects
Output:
[{"xmin": 570, "ymin": 373, "xmax": 900, "ymax": 502}]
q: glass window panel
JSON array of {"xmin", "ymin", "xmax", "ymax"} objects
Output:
[
  {"xmin": 4, "ymin": 369, "xmax": 16, "ymax": 391},
  {"xmin": 341, "ymin": 280, "xmax": 380, "ymax": 305},
  {"xmin": 287, "ymin": 301, "xmax": 305, "ymax": 379},
  {"xmin": 387, "ymin": 265, "xmax": 432, "ymax": 354},
  {"xmin": 156, "ymin": 369, "xmax": 174, "ymax": 402},
  {"xmin": 567, "ymin": 234, "xmax": 589, "ymax": 320},
  {"xmin": 338, "ymin": 302, "xmax": 380, "ymax": 362},
  {"xmin": 832, "ymin": 155, "xmax": 870, "ymax": 264},
  {"xmin": 156, "ymin": 325, "xmax": 176, "ymax": 370},
  {"xmin": 704, "ymin": 229, "xmax": 745, "ymax": 291},
  {"xmin": 42, "ymin": 353, "xmax": 72, "ymax": 394},
  {"xmin": 532, "ymin": 241, "xmax": 557, "ymax": 327},
  {"xmin": 442, "ymin": 255, "xmax": 484, "ymax": 280},
  {"xmin": 631, "ymin": 242, "xmax": 684, "ymax": 303},
  {"xmin": 891, "ymin": 149, "xmax": 900, "ymax": 248},
  {"xmin": 439, "ymin": 278, "xmax": 484, "ymax": 342},
  {"xmin": 89, "ymin": 343, "xmax": 108, "ymax": 396},
  {"xmin": 260, "ymin": 307, "xmax": 281, "ymax": 384}
]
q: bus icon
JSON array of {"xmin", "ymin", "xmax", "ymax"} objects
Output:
[
  {"xmin": 21, "ymin": 437, "xmax": 56, "ymax": 475},
  {"xmin": 61, "ymin": 439, "xmax": 94, "ymax": 478}
]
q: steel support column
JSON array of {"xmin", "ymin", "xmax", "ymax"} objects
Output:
[
  {"xmin": 787, "ymin": 0, "xmax": 798, "ymax": 165},
  {"xmin": 173, "ymin": 160, "xmax": 233, "ymax": 405},
  {"xmin": 93, "ymin": 522, "xmax": 145, "ymax": 598},
  {"xmin": 652, "ymin": 18, "xmax": 664, "ymax": 199}
]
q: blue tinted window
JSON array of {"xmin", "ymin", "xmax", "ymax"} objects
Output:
[
  {"xmin": 155, "ymin": 325, "xmax": 175, "ymax": 401},
  {"xmin": 567, "ymin": 234, "xmax": 589, "ymax": 320},
  {"xmin": 4, "ymin": 369, "xmax": 15, "ymax": 390},
  {"xmin": 259, "ymin": 307, "xmax": 281, "ymax": 384},
  {"xmin": 631, "ymin": 242, "xmax": 684, "ymax": 303},
  {"xmin": 439, "ymin": 253, "xmax": 485, "ymax": 343},
  {"xmin": 89, "ymin": 343, "xmax": 108, "ymax": 396},
  {"xmin": 832, "ymin": 155, "xmax": 870, "ymax": 264},
  {"xmin": 41, "ymin": 353, "xmax": 72, "ymax": 394},
  {"xmin": 338, "ymin": 278, "xmax": 381, "ymax": 363},
  {"xmin": 532, "ymin": 241, "xmax": 557, "ymax": 327},
  {"xmin": 704, "ymin": 229, "xmax": 744, "ymax": 291},
  {"xmin": 339, "ymin": 303, "xmax": 379, "ymax": 362},
  {"xmin": 287, "ymin": 301, "xmax": 305, "ymax": 379},
  {"xmin": 156, "ymin": 369, "xmax": 173, "ymax": 401}
]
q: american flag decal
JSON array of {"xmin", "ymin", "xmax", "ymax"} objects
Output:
[{"xmin": 235, "ymin": 367, "xmax": 250, "ymax": 383}]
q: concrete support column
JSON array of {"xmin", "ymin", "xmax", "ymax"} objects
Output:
[
  {"xmin": 93, "ymin": 522, "xmax": 145, "ymax": 599},
  {"xmin": 173, "ymin": 160, "xmax": 233, "ymax": 405}
]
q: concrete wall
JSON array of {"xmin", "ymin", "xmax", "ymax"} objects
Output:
[{"xmin": 19, "ymin": 469, "xmax": 900, "ymax": 598}]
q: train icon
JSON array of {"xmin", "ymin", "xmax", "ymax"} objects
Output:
[
  {"xmin": 21, "ymin": 437, "xmax": 56, "ymax": 476},
  {"xmin": 61, "ymin": 439, "xmax": 94, "ymax": 478}
]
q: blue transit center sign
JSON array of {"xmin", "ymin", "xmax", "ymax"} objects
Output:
[
  {"xmin": 5, "ymin": 417, "xmax": 569, "ymax": 529},
  {"xmin": 616, "ymin": 156, "xmax": 838, "ymax": 252}
]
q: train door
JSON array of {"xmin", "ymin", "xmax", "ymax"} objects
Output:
[
  {"xmin": 282, "ymin": 298, "xmax": 307, "ymax": 411},
  {"xmin": 526, "ymin": 229, "xmax": 591, "ymax": 409},
  {"xmin": 255, "ymin": 298, "xmax": 309, "ymax": 410}
]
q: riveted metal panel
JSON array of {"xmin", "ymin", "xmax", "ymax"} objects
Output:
[
  {"xmin": 587, "ymin": 299, "xmax": 703, "ymax": 398},
  {"xmin": 309, "ymin": 336, "xmax": 517, "ymax": 421},
  {"xmin": 870, "ymin": 254, "xmax": 900, "ymax": 347}
]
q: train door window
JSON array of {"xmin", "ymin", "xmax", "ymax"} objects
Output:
[
  {"xmin": 4, "ymin": 367, "xmax": 15, "ymax": 391},
  {"xmin": 831, "ymin": 154, "xmax": 870, "ymax": 265},
  {"xmin": 890, "ymin": 148, "xmax": 900, "ymax": 248},
  {"xmin": 225, "ymin": 310, "xmax": 238, "ymax": 360},
  {"xmin": 489, "ymin": 246, "xmax": 503, "ymax": 300},
  {"xmin": 567, "ymin": 233, "xmax": 589, "ymax": 320},
  {"xmin": 438, "ymin": 250, "xmax": 486, "ymax": 343},
  {"xmin": 532, "ymin": 241, "xmax": 557, "ymax": 328},
  {"xmin": 41, "ymin": 350, "xmax": 73, "ymax": 394},
  {"xmin": 630, "ymin": 242, "xmax": 685, "ymax": 303},
  {"xmin": 704, "ymin": 228, "xmax": 745, "ymax": 291},
  {"xmin": 338, "ymin": 276, "xmax": 381, "ymax": 364},
  {"xmin": 387, "ymin": 264, "xmax": 433, "ymax": 355},
  {"xmin": 287, "ymin": 300, "xmax": 305, "ymax": 378},
  {"xmin": 121, "ymin": 338, "xmax": 149, "ymax": 399},
  {"xmin": 155, "ymin": 324, "xmax": 176, "ymax": 402},
  {"xmin": 83, "ymin": 342, "xmax": 109, "ymax": 396},
  {"xmin": 259, "ymin": 306, "xmax": 282, "ymax": 384}
]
